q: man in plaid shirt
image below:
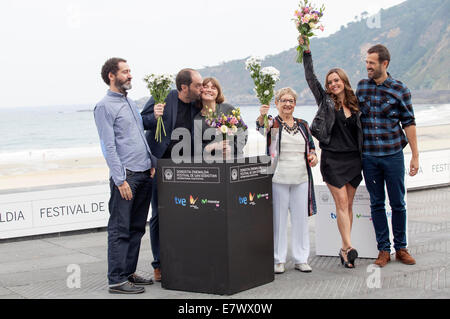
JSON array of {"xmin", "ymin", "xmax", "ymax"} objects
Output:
[{"xmin": 356, "ymin": 44, "xmax": 419, "ymax": 268}]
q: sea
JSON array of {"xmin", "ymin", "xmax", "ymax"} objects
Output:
[{"xmin": 0, "ymin": 103, "xmax": 449, "ymax": 166}]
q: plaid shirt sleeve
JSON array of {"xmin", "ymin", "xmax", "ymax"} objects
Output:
[{"xmin": 398, "ymin": 85, "xmax": 416, "ymax": 129}]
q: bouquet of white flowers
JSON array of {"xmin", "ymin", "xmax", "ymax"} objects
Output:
[
  {"xmin": 245, "ymin": 57, "xmax": 280, "ymax": 130},
  {"xmin": 143, "ymin": 74, "xmax": 174, "ymax": 143}
]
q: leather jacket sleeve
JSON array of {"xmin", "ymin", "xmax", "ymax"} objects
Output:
[{"xmin": 303, "ymin": 51, "xmax": 326, "ymax": 106}]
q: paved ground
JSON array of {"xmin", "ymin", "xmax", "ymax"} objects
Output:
[{"xmin": 0, "ymin": 186, "xmax": 448, "ymax": 300}]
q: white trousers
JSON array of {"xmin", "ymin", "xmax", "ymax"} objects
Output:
[{"xmin": 272, "ymin": 182, "xmax": 310, "ymax": 264}]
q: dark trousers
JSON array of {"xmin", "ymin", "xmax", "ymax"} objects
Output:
[
  {"xmin": 107, "ymin": 170, "xmax": 153, "ymax": 286},
  {"xmin": 362, "ymin": 150, "xmax": 407, "ymax": 252},
  {"xmin": 149, "ymin": 176, "xmax": 160, "ymax": 269}
]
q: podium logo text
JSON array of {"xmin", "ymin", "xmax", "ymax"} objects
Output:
[
  {"xmin": 239, "ymin": 197, "xmax": 248, "ymax": 205},
  {"xmin": 190, "ymin": 196, "xmax": 198, "ymax": 205},
  {"xmin": 174, "ymin": 197, "xmax": 187, "ymax": 207}
]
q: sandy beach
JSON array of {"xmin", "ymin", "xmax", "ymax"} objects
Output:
[{"xmin": 1, "ymin": 124, "xmax": 449, "ymax": 191}]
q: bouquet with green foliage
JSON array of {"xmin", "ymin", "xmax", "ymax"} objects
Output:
[
  {"xmin": 245, "ymin": 56, "xmax": 280, "ymax": 130},
  {"xmin": 205, "ymin": 107, "xmax": 248, "ymax": 139},
  {"xmin": 143, "ymin": 74, "xmax": 174, "ymax": 143},
  {"xmin": 293, "ymin": 0, "xmax": 325, "ymax": 63}
]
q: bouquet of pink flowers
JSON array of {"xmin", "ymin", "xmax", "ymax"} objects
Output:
[
  {"xmin": 204, "ymin": 108, "xmax": 248, "ymax": 140},
  {"xmin": 293, "ymin": 0, "xmax": 325, "ymax": 63}
]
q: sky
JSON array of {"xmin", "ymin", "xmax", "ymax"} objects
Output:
[{"xmin": 0, "ymin": 0, "xmax": 406, "ymax": 108}]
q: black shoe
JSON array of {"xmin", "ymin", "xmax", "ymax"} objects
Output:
[
  {"xmin": 339, "ymin": 248, "xmax": 355, "ymax": 269},
  {"xmin": 128, "ymin": 273, "xmax": 154, "ymax": 286},
  {"xmin": 108, "ymin": 281, "xmax": 145, "ymax": 294},
  {"xmin": 347, "ymin": 248, "xmax": 358, "ymax": 266}
]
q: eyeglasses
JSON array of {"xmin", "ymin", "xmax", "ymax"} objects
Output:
[{"xmin": 279, "ymin": 99, "xmax": 295, "ymax": 104}]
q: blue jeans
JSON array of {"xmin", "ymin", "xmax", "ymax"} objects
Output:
[
  {"xmin": 149, "ymin": 176, "xmax": 160, "ymax": 269},
  {"xmin": 362, "ymin": 151, "xmax": 407, "ymax": 252},
  {"xmin": 107, "ymin": 170, "xmax": 153, "ymax": 286}
]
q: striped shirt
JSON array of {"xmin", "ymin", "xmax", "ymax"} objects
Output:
[{"xmin": 356, "ymin": 74, "xmax": 415, "ymax": 156}]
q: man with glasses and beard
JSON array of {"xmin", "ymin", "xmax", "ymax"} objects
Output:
[
  {"xmin": 141, "ymin": 68, "xmax": 203, "ymax": 282},
  {"xmin": 356, "ymin": 45, "xmax": 419, "ymax": 268},
  {"xmin": 94, "ymin": 58, "xmax": 157, "ymax": 294}
]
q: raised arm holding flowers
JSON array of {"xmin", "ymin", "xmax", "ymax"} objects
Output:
[
  {"xmin": 245, "ymin": 56, "xmax": 280, "ymax": 131},
  {"xmin": 300, "ymin": 33, "xmax": 363, "ymax": 269},
  {"xmin": 294, "ymin": 0, "xmax": 325, "ymax": 63}
]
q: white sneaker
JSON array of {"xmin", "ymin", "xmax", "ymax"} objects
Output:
[
  {"xmin": 274, "ymin": 263, "xmax": 285, "ymax": 274},
  {"xmin": 295, "ymin": 263, "xmax": 312, "ymax": 273}
]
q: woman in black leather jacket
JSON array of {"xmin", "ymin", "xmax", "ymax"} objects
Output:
[{"xmin": 301, "ymin": 37, "xmax": 362, "ymax": 268}]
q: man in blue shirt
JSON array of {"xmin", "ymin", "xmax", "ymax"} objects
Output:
[
  {"xmin": 94, "ymin": 58, "xmax": 157, "ymax": 294},
  {"xmin": 356, "ymin": 45, "xmax": 419, "ymax": 268}
]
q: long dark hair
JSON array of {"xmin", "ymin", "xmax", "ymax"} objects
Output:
[{"xmin": 325, "ymin": 68, "xmax": 359, "ymax": 113}]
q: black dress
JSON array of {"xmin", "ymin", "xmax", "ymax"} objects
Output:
[
  {"xmin": 320, "ymin": 108, "xmax": 362, "ymax": 189},
  {"xmin": 303, "ymin": 51, "xmax": 363, "ymax": 189}
]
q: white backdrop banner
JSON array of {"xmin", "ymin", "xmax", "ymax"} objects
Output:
[
  {"xmin": 0, "ymin": 184, "xmax": 111, "ymax": 239},
  {"xmin": 1, "ymin": 148, "xmax": 446, "ymax": 240},
  {"xmin": 403, "ymin": 149, "xmax": 450, "ymax": 189},
  {"xmin": 314, "ymin": 184, "xmax": 408, "ymax": 259},
  {"xmin": 311, "ymin": 149, "xmax": 450, "ymax": 190}
]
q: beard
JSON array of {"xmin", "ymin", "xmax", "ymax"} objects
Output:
[
  {"xmin": 368, "ymin": 66, "xmax": 383, "ymax": 80},
  {"xmin": 115, "ymin": 78, "xmax": 132, "ymax": 92},
  {"xmin": 187, "ymin": 88, "xmax": 201, "ymax": 102}
]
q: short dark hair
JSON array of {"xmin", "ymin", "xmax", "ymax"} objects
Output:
[
  {"xmin": 176, "ymin": 68, "xmax": 195, "ymax": 91},
  {"xmin": 368, "ymin": 44, "xmax": 391, "ymax": 66},
  {"xmin": 101, "ymin": 57, "xmax": 127, "ymax": 85}
]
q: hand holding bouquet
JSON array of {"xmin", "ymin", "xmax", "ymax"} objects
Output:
[
  {"xmin": 205, "ymin": 107, "xmax": 248, "ymax": 139},
  {"xmin": 293, "ymin": 0, "xmax": 325, "ymax": 63},
  {"xmin": 204, "ymin": 108, "xmax": 248, "ymax": 157},
  {"xmin": 143, "ymin": 74, "xmax": 174, "ymax": 142},
  {"xmin": 245, "ymin": 57, "xmax": 280, "ymax": 130}
]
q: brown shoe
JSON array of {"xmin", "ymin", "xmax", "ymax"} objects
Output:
[
  {"xmin": 395, "ymin": 248, "xmax": 416, "ymax": 265},
  {"xmin": 154, "ymin": 268, "xmax": 161, "ymax": 282},
  {"xmin": 374, "ymin": 250, "xmax": 391, "ymax": 267}
]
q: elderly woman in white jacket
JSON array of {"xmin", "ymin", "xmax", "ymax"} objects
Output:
[{"xmin": 257, "ymin": 87, "xmax": 318, "ymax": 274}]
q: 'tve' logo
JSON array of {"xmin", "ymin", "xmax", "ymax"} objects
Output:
[
  {"xmin": 239, "ymin": 197, "xmax": 248, "ymax": 205},
  {"xmin": 175, "ymin": 197, "xmax": 186, "ymax": 206}
]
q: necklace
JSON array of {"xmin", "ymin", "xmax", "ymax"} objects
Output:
[{"xmin": 280, "ymin": 118, "xmax": 300, "ymax": 135}]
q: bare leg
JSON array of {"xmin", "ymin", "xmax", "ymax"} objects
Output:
[
  {"xmin": 345, "ymin": 184, "xmax": 357, "ymax": 231},
  {"xmin": 326, "ymin": 183, "xmax": 352, "ymax": 250}
]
